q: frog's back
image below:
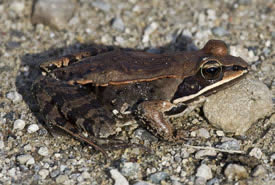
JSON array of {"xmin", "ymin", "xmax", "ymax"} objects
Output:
[{"xmin": 50, "ymin": 50, "xmax": 193, "ymax": 86}]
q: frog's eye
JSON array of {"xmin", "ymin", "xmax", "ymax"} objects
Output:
[{"xmin": 201, "ymin": 59, "xmax": 222, "ymax": 80}]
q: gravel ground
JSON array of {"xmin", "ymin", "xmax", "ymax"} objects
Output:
[{"xmin": 0, "ymin": 0, "xmax": 274, "ymax": 184}]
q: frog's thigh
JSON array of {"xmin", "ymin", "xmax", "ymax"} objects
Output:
[{"xmin": 136, "ymin": 100, "xmax": 175, "ymax": 140}]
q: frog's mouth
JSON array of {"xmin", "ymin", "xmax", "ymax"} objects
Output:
[{"xmin": 172, "ymin": 66, "xmax": 248, "ymax": 104}]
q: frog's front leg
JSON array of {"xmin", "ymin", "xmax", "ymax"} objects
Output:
[{"xmin": 136, "ymin": 100, "xmax": 187, "ymax": 141}]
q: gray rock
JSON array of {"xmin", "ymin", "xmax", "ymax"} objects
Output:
[
  {"xmin": 38, "ymin": 146, "xmax": 49, "ymax": 157},
  {"xmin": 203, "ymin": 76, "xmax": 273, "ymax": 135},
  {"xmin": 10, "ymin": 1, "xmax": 25, "ymax": 14},
  {"xmin": 27, "ymin": 124, "xmax": 39, "ymax": 133},
  {"xmin": 39, "ymin": 169, "xmax": 49, "ymax": 179},
  {"xmin": 133, "ymin": 181, "xmax": 153, "ymax": 185},
  {"xmin": 50, "ymin": 169, "xmax": 60, "ymax": 178},
  {"xmin": 17, "ymin": 154, "xmax": 34, "ymax": 165},
  {"xmin": 110, "ymin": 169, "xmax": 129, "ymax": 185},
  {"xmin": 212, "ymin": 27, "xmax": 229, "ymax": 37},
  {"xmin": 134, "ymin": 128, "xmax": 158, "ymax": 142},
  {"xmin": 91, "ymin": 1, "xmax": 111, "ymax": 12},
  {"xmin": 195, "ymin": 149, "xmax": 217, "ymax": 159},
  {"xmin": 149, "ymin": 172, "xmax": 169, "ymax": 184},
  {"xmin": 56, "ymin": 174, "xmax": 69, "ymax": 184},
  {"xmin": 197, "ymin": 128, "xmax": 210, "ymax": 138},
  {"xmin": 216, "ymin": 139, "xmax": 240, "ymax": 150},
  {"xmin": 6, "ymin": 41, "xmax": 21, "ymax": 50},
  {"xmin": 249, "ymin": 147, "xmax": 263, "ymax": 159},
  {"xmin": 121, "ymin": 162, "xmax": 141, "ymax": 178},
  {"xmin": 31, "ymin": 0, "xmax": 77, "ymax": 30},
  {"xmin": 6, "ymin": 91, "xmax": 22, "ymax": 103},
  {"xmin": 252, "ymin": 165, "xmax": 266, "ymax": 177},
  {"xmin": 13, "ymin": 119, "xmax": 26, "ymax": 130},
  {"xmin": 112, "ymin": 17, "xmax": 125, "ymax": 31},
  {"xmin": 195, "ymin": 164, "xmax": 212, "ymax": 180},
  {"xmin": 224, "ymin": 164, "xmax": 248, "ymax": 181}
]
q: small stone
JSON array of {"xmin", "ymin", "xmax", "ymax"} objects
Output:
[
  {"xmin": 197, "ymin": 128, "xmax": 210, "ymax": 138},
  {"xmin": 216, "ymin": 130, "xmax": 224, "ymax": 136},
  {"xmin": 110, "ymin": 169, "xmax": 129, "ymax": 185},
  {"xmin": 249, "ymin": 147, "xmax": 262, "ymax": 159},
  {"xmin": 8, "ymin": 168, "xmax": 16, "ymax": 177},
  {"xmin": 121, "ymin": 162, "xmax": 141, "ymax": 178},
  {"xmin": 56, "ymin": 174, "xmax": 69, "ymax": 184},
  {"xmin": 39, "ymin": 169, "xmax": 49, "ymax": 179},
  {"xmin": 133, "ymin": 181, "xmax": 153, "ymax": 185},
  {"xmin": 212, "ymin": 27, "xmax": 229, "ymax": 37},
  {"xmin": 224, "ymin": 164, "xmax": 248, "ymax": 181},
  {"xmin": 50, "ymin": 170, "xmax": 60, "ymax": 178},
  {"xmin": 134, "ymin": 128, "xmax": 158, "ymax": 142},
  {"xmin": 195, "ymin": 150, "xmax": 217, "ymax": 159},
  {"xmin": 6, "ymin": 91, "xmax": 22, "ymax": 103},
  {"xmin": 10, "ymin": 1, "xmax": 25, "ymax": 14},
  {"xmin": 252, "ymin": 165, "xmax": 266, "ymax": 177},
  {"xmin": 216, "ymin": 139, "xmax": 240, "ymax": 150},
  {"xmin": 270, "ymin": 153, "xmax": 275, "ymax": 162},
  {"xmin": 0, "ymin": 140, "xmax": 4, "ymax": 150},
  {"xmin": 91, "ymin": 1, "xmax": 111, "ymax": 12},
  {"xmin": 38, "ymin": 146, "xmax": 49, "ymax": 156},
  {"xmin": 81, "ymin": 171, "xmax": 91, "ymax": 179},
  {"xmin": 149, "ymin": 172, "xmax": 169, "ymax": 184},
  {"xmin": 31, "ymin": 0, "xmax": 77, "ymax": 30},
  {"xmin": 196, "ymin": 164, "xmax": 212, "ymax": 180},
  {"xmin": 26, "ymin": 157, "xmax": 35, "ymax": 165},
  {"xmin": 24, "ymin": 144, "xmax": 32, "ymax": 151},
  {"xmin": 13, "ymin": 119, "xmax": 26, "ymax": 130},
  {"xmin": 204, "ymin": 76, "xmax": 272, "ymax": 135},
  {"xmin": 112, "ymin": 17, "xmax": 125, "ymax": 31},
  {"xmin": 27, "ymin": 124, "xmax": 39, "ymax": 133},
  {"xmin": 17, "ymin": 154, "xmax": 34, "ymax": 165},
  {"xmin": 142, "ymin": 22, "xmax": 158, "ymax": 43},
  {"xmin": 195, "ymin": 177, "xmax": 207, "ymax": 185}
]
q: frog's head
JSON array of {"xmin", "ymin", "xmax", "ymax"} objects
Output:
[{"xmin": 172, "ymin": 40, "xmax": 249, "ymax": 104}]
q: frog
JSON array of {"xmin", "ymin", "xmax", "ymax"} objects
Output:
[{"xmin": 32, "ymin": 40, "xmax": 248, "ymax": 155}]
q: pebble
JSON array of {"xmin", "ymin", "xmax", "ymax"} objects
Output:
[
  {"xmin": 56, "ymin": 174, "xmax": 69, "ymax": 184},
  {"xmin": 8, "ymin": 167, "xmax": 16, "ymax": 177},
  {"xmin": 224, "ymin": 164, "xmax": 248, "ymax": 181},
  {"xmin": 195, "ymin": 149, "xmax": 217, "ymax": 159},
  {"xmin": 6, "ymin": 91, "xmax": 22, "ymax": 103},
  {"xmin": 31, "ymin": 0, "xmax": 77, "ymax": 30},
  {"xmin": 112, "ymin": 17, "xmax": 125, "ymax": 31},
  {"xmin": 10, "ymin": 1, "xmax": 25, "ymax": 14},
  {"xmin": 38, "ymin": 146, "xmax": 49, "ymax": 157},
  {"xmin": 91, "ymin": 1, "xmax": 111, "ymax": 12},
  {"xmin": 211, "ymin": 27, "xmax": 229, "ymax": 37},
  {"xmin": 0, "ymin": 132, "xmax": 4, "ymax": 150},
  {"xmin": 133, "ymin": 181, "xmax": 153, "ymax": 185},
  {"xmin": 23, "ymin": 144, "xmax": 32, "ymax": 151},
  {"xmin": 197, "ymin": 128, "xmax": 210, "ymax": 138},
  {"xmin": 149, "ymin": 172, "xmax": 169, "ymax": 184},
  {"xmin": 216, "ymin": 130, "xmax": 224, "ymax": 137},
  {"xmin": 204, "ymin": 76, "xmax": 273, "ymax": 135},
  {"xmin": 134, "ymin": 128, "xmax": 158, "ymax": 142},
  {"xmin": 26, "ymin": 157, "xmax": 35, "ymax": 165},
  {"xmin": 142, "ymin": 22, "xmax": 158, "ymax": 43},
  {"xmin": 110, "ymin": 169, "xmax": 129, "ymax": 185},
  {"xmin": 216, "ymin": 139, "xmax": 240, "ymax": 150},
  {"xmin": 121, "ymin": 162, "xmax": 141, "ymax": 178},
  {"xmin": 196, "ymin": 164, "xmax": 213, "ymax": 180},
  {"xmin": 17, "ymin": 154, "xmax": 34, "ymax": 165},
  {"xmin": 252, "ymin": 165, "xmax": 266, "ymax": 177},
  {"xmin": 50, "ymin": 170, "xmax": 60, "ymax": 178},
  {"xmin": 27, "ymin": 124, "xmax": 39, "ymax": 133},
  {"xmin": 249, "ymin": 147, "xmax": 263, "ymax": 159},
  {"xmin": 39, "ymin": 169, "xmax": 49, "ymax": 179},
  {"xmin": 13, "ymin": 119, "xmax": 26, "ymax": 130}
]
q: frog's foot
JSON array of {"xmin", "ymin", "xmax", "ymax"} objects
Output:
[
  {"xmin": 136, "ymin": 100, "xmax": 176, "ymax": 141},
  {"xmin": 40, "ymin": 45, "xmax": 114, "ymax": 73}
]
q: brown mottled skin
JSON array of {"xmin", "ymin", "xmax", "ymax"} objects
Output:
[{"xmin": 32, "ymin": 40, "xmax": 248, "ymax": 155}]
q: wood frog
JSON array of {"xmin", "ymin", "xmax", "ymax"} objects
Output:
[{"xmin": 32, "ymin": 40, "xmax": 248, "ymax": 155}]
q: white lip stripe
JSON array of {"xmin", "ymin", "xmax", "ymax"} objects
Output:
[{"xmin": 173, "ymin": 70, "xmax": 247, "ymax": 104}]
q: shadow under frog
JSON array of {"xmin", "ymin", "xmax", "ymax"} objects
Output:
[{"xmin": 16, "ymin": 37, "xmax": 248, "ymax": 156}]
